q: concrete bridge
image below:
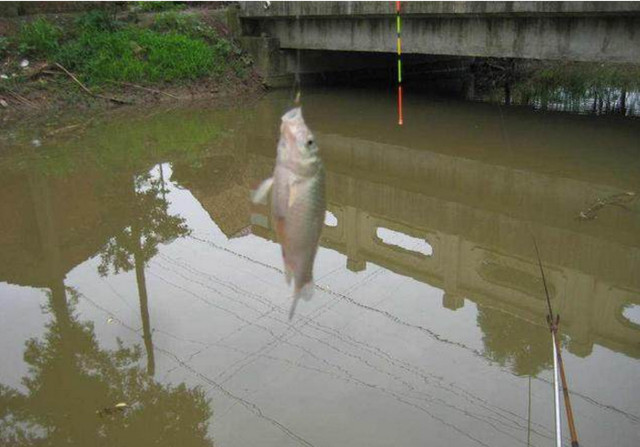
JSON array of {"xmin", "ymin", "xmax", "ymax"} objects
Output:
[{"xmin": 237, "ymin": 1, "xmax": 640, "ymax": 85}]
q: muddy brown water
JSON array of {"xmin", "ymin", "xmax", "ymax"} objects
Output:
[{"xmin": 1, "ymin": 89, "xmax": 639, "ymax": 447}]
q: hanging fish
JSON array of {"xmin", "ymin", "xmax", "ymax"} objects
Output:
[{"xmin": 252, "ymin": 107, "xmax": 326, "ymax": 318}]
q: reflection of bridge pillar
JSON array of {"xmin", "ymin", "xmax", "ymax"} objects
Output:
[
  {"xmin": 564, "ymin": 272, "xmax": 595, "ymax": 357},
  {"xmin": 345, "ymin": 206, "xmax": 366, "ymax": 272},
  {"xmin": 29, "ymin": 171, "xmax": 74, "ymax": 333},
  {"xmin": 442, "ymin": 233, "xmax": 464, "ymax": 310},
  {"xmin": 29, "ymin": 171, "xmax": 72, "ymax": 328}
]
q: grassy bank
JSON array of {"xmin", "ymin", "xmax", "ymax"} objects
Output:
[{"xmin": 0, "ymin": 3, "xmax": 260, "ymax": 121}]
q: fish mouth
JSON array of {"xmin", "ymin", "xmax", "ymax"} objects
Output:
[{"xmin": 282, "ymin": 107, "xmax": 303, "ymax": 123}]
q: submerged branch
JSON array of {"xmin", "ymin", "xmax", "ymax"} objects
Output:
[{"xmin": 578, "ymin": 191, "xmax": 637, "ymax": 220}]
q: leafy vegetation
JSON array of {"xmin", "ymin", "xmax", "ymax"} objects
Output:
[
  {"xmin": 152, "ymin": 10, "xmax": 217, "ymax": 41},
  {"xmin": 73, "ymin": 9, "xmax": 123, "ymax": 33},
  {"xmin": 17, "ymin": 17, "xmax": 62, "ymax": 56},
  {"xmin": 135, "ymin": 1, "xmax": 185, "ymax": 12},
  {"xmin": 0, "ymin": 37, "xmax": 9, "ymax": 58}
]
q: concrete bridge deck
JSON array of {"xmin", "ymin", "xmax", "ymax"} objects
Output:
[{"xmin": 239, "ymin": 1, "xmax": 640, "ymax": 65}]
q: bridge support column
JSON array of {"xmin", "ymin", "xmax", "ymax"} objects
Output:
[{"xmin": 238, "ymin": 36, "xmax": 294, "ymax": 88}]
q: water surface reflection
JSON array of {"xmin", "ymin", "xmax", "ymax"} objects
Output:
[{"xmin": 0, "ymin": 90, "xmax": 639, "ymax": 447}]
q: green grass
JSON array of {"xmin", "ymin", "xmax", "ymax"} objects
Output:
[{"xmin": 56, "ymin": 27, "xmax": 219, "ymax": 85}]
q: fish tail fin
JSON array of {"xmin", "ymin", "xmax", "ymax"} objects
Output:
[
  {"xmin": 288, "ymin": 294, "xmax": 300, "ymax": 320},
  {"xmin": 288, "ymin": 282, "xmax": 313, "ymax": 320},
  {"xmin": 295, "ymin": 281, "xmax": 315, "ymax": 301},
  {"xmin": 251, "ymin": 177, "xmax": 274, "ymax": 205}
]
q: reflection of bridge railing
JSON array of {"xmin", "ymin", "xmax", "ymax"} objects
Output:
[{"xmin": 247, "ymin": 138, "xmax": 640, "ymax": 360}]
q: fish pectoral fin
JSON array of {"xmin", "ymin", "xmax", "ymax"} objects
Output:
[
  {"xmin": 287, "ymin": 177, "xmax": 299, "ymax": 208},
  {"xmin": 251, "ymin": 177, "xmax": 274, "ymax": 205}
]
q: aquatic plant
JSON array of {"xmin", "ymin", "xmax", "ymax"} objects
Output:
[{"xmin": 514, "ymin": 61, "xmax": 640, "ymax": 114}]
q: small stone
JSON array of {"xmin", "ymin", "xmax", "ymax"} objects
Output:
[
  {"xmin": 20, "ymin": 59, "xmax": 29, "ymax": 69},
  {"xmin": 31, "ymin": 139, "xmax": 42, "ymax": 147},
  {"xmin": 0, "ymin": 99, "xmax": 8, "ymax": 108},
  {"xmin": 0, "ymin": 74, "xmax": 8, "ymax": 80}
]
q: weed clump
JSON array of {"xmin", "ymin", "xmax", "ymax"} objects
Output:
[
  {"xmin": 0, "ymin": 37, "xmax": 9, "ymax": 58},
  {"xmin": 152, "ymin": 11, "xmax": 216, "ymax": 41},
  {"xmin": 135, "ymin": 1, "xmax": 185, "ymax": 12},
  {"xmin": 18, "ymin": 17, "xmax": 62, "ymax": 56},
  {"xmin": 74, "ymin": 10, "xmax": 123, "ymax": 33}
]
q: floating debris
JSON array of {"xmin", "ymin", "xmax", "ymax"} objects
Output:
[
  {"xmin": 0, "ymin": 74, "xmax": 8, "ymax": 80},
  {"xmin": 97, "ymin": 402, "xmax": 129, "ymax": 417},
  {"xmin": 230, "ymin": 225, "xmax": 252, "ymax": 239},
  {"xmin": 578, "ymin": 191, "xmax": 637, "ymax": 220},
  {"xmin": 107, "ymin": 317, "xmax": 114, "ymax": 324}
]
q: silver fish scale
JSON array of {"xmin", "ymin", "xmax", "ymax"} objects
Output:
[{"xmin": 277, "ymin": 164, "xmax": 325, "ymax": 291}]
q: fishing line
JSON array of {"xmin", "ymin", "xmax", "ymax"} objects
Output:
[{"xmin": 292, "ymin": 12, "xmax": 302, "ymax": 105}]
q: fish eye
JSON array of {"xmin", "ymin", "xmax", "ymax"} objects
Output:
[{"xmin": 306, "ymin": 138, "xmax": 314, "ymax": 147}]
